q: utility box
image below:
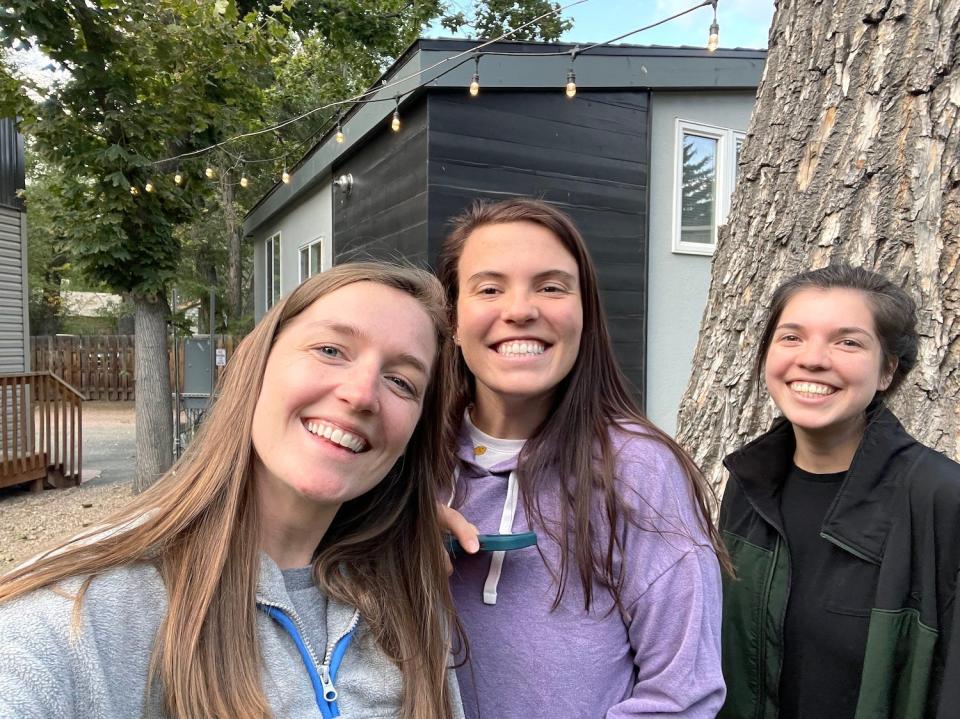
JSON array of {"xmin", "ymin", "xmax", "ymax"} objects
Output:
[{"xmin": 182, "ymin": 335, "xmax": 213, "ymax": 411}]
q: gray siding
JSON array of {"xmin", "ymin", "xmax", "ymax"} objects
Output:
[{"xmin": 0, "ymin": 205, "xmax": 27, "ymax": 373}]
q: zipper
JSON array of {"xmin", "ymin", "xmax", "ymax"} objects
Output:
[
  {"xmin": 258, "ymin": 599, "xmax": 359, "ymax": 719},
  {"xmin": 316, "ymin": 607, "xmax": 362, "ymax": 713}
]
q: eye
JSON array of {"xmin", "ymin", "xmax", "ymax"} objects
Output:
[
  {"xmin": 777, "ymin": 333, "xmax": 801, "ymax": 343},
  {"xmin": 386, "ymin": 375, "xmax": 418, "ymax": 398},
  {"xmin": 838, "ymin": 338, "xmax": 863, "ymax": 348},
  {"xmin": 540, "ymin": 284, "xmax": 567, "ymax": 294},
  {"xmin": 315, "ymin": 345, "xmax": 342, "ymax": 358},
  {"xmin": 477, "ymin": 286, "xmax": 500, "ymax": 296}
]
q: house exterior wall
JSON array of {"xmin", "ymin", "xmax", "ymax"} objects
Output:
[
  {"xmin": 645, "ymin": 90, "xmax": 757, "ymax": 435},
  {"xmin": 426, "ymin": 89, "xmax": 651, "ymax": 401},
  {"xmin": 253, "ymin": 177, "xmax": 332, "ymax": 320},
  {"xmin": 333, "ymin": 98, "xmax": 430, "ymax": 265},
  {"xmin": 0, "ymin": 117, "xmax": 27, "ymax": 374},
  {"xmin": 0, "ymin": 206, "xmax": 28, "ymax": 373}
]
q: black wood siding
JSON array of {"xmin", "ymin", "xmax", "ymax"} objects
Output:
[
  {"xmin": 332, "ymin": 98, "xmax": 429, "ymax": 265},
  {"xmin": 426, "ymin": 90, "xmax": 650, "ymax": 402},
  {"xmin": 0, "ymin": 119, "xmax": 25, "ymax": 211}
]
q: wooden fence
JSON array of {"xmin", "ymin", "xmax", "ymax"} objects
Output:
[{"xmin": 31, "ymin": 335, "xmax": 240, "ymax": 401}]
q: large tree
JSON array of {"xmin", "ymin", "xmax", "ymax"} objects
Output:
[{"xmin": 676, "ymin": 0, "xmax": 960, "ymax": 488}]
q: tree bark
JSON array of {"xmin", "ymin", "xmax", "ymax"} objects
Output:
[
  {"xmin": 134, "ymin": 293, "xmax": 173, "ymax": 491},
  {"xmin": 676, "ymin": 0, "xmax": 960, "ymax": 490},
  {"xmin": 222, "ymin": 172, "xmax": 243, "ymax": 326}
]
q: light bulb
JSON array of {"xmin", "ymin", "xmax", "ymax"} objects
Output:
[
  {"xmin": 144, "ymin": 180, "xmax": 154, "ymax": 193},
  {"xmin": 565, "ymin": 69, "xmax": 577, "ymax": 99},
  {"xmin": 281, "ymin": 169, "xmax": 291, "ymax": 184},
  {"xmin": 707, "ymin": 20, "xmax": 719, "ymax": 52},
  {"xmin": 174, "ymin": 172, "xmax": 183, "ymax": 185},
  {"xmin": 391, "ymin": 110, "xmax": 400, "ymax": 133},
  {"xmin": 205, "ymin": 167, "xmax": 215, "ymax": 179},
  {"xmin": 129, "ymin": 185, "xmax": 140, "ymax": 196},
  {"xmin": 240, "ymin": 175, "xmax": 249, "ymax": 188},
  {"xmin": 335, "ymin": 127, "xmax": 345, "ymax": 143},
  {"xmin": 469, "ymin": 73, "xmax": 480, "ymax": 97}
]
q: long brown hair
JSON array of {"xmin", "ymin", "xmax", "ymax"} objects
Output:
[
  {"xmin": 0, "ymin": 263, "xmax": 459, "ymax": 719},
  {"xmin": 437, "ymin": 199, "xmax": 732, "ymax": 612}
]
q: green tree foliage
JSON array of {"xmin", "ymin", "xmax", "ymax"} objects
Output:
[{"xmin": 453, "ymin": 0, "xmax": 572, "ymax": 40}]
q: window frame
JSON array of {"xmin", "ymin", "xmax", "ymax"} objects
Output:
[
  {"xmin": 671, "ymin": 119, "xmax": 744, "ymax": 256},
  {"xmin": 298, "ymin": 236, "xmax": 325, "ymax": 283},
  {"xmin": 265, "ymin": 231, "xmax": 281, "ymax": 309}
]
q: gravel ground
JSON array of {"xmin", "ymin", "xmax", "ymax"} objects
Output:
[{"xmin": 0, "ymin": 401, "xmax": 138, "ymax": 571}]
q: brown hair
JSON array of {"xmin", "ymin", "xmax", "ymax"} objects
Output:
[
  {"xmin": 0, "ymin": 262, "xmax": 459, "ymax": 719},
  {"xmin": 755, "ymin": 263, "xmax": 919, "ymax": 397},
  {"xmin": 437, "ymin": 198, "xmax": 732, "ymax": 612}
]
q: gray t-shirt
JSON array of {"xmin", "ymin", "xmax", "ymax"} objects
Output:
[{"xmin": 281, "ymin": 566, "xmax": 328, "ymax": 656}]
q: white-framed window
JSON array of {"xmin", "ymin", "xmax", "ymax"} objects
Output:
[
  {"xmin": 265, "ymin": 232, "xmax": 281, "ymax": 309},
  {"xmin": 299, "ymin": 237, "xmax": 324, "ymax": 282},
  {"xmin": 672, "ymin": 119, "xmax": 745, "ymax": 256}
]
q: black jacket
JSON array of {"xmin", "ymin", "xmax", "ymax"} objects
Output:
[{"xmin": 718, "ymin": 402, "xmax": 960, "ymax": 718}]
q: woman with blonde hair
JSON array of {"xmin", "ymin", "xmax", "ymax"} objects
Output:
[{"xmin": 0, "ymin": 262, "xmax": 464, "ymax": 719}]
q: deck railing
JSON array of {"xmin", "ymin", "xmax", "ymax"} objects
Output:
[{"xmin": 0, "ymin": 372, "xmax": 84, "ymax": 491}]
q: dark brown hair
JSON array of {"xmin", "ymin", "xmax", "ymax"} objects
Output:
[
  {"xmin": 755, "ymin": 263, "xmax": 919, "ymax": 397},
  {"xmin": 437, "ymin": 198, "xmax": 732, "ymax": 611}
]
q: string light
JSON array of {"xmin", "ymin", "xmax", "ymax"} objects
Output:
[
  {"xmin": 281, "ymin": 167, "xmax": 291, "ymax": 184},
  {"xmin": 174, "ymin": 171, "xmax": 183, "ymax": 185},
  {"xmin": 144, "ymin": 180, "xmax": 155, "ymax": 192},
  {"xmin": 129, "ymin": 185, "xmax": 140, "ymax": 196},
  {"xmin": 469, "ymin": 55, "xmax": 480, "ymax": 97},
  {"xmin": 565, "ymin": 69, "xmax": 577, "ymax": 98},
  {"xmin": 707, "ymin": 0, "xmax": 719, "ymax": 52},
  {"xmin": 565, "ymin": 46, "xmax": 578, "ymax": 98},
  {"xmin": 391, "ymin": 97, "xmax": 401, "ymax": 132},
  {"xmin": 240, "ymin": 175, "xmax": 249, "ymax": 188},
  {"xmin": 205, "ymin": 166, "xmax": 215, "ymax": 179},
  {"xmin": 335, "ymin": 120, "xmax": 345, "ymax": 144}
]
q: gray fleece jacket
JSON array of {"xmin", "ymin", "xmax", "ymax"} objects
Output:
[{"xmin": 0, "ymin": 554, "xmax": 464, "ymax": 718}]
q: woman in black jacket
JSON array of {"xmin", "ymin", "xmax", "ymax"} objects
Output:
[{"xmin": 719, "ymin": 264, "xmax": 960, "ymax": 719}]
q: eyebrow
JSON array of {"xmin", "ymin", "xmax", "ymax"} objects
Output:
[
  {"xmin": 466, "ymin": 269, "xmax": 578, "ymax": 284},
  {"xmin": 775, "ymin": 322, "xmax": 873, "ymax": 337},
  {"xmin": 305, "ymin": 320, "xmax": 431, "ymax": 376}
]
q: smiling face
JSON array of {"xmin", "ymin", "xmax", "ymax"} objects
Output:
[
  {"xmin": 764, "ymin": 287, "xmax": 893, "ymax": 443},
  {"xmin": 455, "ymin": 221, "xmax": 583, "ymax": 436},
  {"xmin": 250, "ymin": 281, "xmax": 437, "ymax": 513}
]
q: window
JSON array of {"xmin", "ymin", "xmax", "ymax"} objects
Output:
[
  {"xmin": 672, "ymin": 120, "xmax": 745, "ymax": 255},
  {"xmin": 299, "ymin": 238, "xmax": 324, "ymax": 282},
  {"xmin": 265, "ymin": 232, "xmax": 281, "ymax": 309}
]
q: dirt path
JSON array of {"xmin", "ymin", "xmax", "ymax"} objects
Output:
[{"xmin": 1, "ymin": 402, "xmax": 139, "ymax": 571}]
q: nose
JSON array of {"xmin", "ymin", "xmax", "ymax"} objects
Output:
[
  {"xmin": 336, "ymin": 362, "xmax": 380, "ymax": 413},
  {"xmin": 797, "ymin": 340, "xmax": 831, "ymax": 370},
  {"xmin": 501, "ymin": 290, "xmax": 539, "ymax": 324}
]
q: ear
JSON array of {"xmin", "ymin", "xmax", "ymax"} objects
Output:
[{"xmin": 878, "ymin": 358, "xmax": 898, "ymax": 392}]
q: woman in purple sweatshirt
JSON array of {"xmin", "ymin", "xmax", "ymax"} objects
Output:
[{"xmin": 436, "ymin": 198, "xmax": 727, "ymax": 718}]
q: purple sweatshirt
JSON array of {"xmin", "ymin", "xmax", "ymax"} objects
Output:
[{"xmin": 449, "ymin": 422, "xmax": 725, "ymax": 719}]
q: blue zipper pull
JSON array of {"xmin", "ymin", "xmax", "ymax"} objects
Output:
[{"xmin": 319, "ymin": 664, "xmax": 338, "ymax": 703}]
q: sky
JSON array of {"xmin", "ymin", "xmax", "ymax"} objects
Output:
[{"xmin": 432, "ymin": 0, "xmax": 775, "ymax": 50}]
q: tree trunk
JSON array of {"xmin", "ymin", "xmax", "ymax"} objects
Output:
[
  {"xmin": 676, "ymin": 0, "xmax": 960, "ymax": 490},
  {"xmin": 222, "ymin": 173, "xmax": 243, "ymax": 326},
  {"xmin": 134, "ymin": 293, "xmax": 173, "ymax": 491}
]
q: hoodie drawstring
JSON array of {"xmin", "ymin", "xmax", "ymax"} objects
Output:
[{"xmin": 483, "ymin": 469, "xmax": 519, "ymax": 605}]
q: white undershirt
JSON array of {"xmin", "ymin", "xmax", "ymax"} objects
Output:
[{"xmin": 463, "ymin": 410, "xmax": 526, "ymax": 470}]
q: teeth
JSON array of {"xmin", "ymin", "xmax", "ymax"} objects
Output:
[
  {"xmin": 305, "ymin": 421, "xmax": 366, "ymax": 452},
  {"xmin": 790, "ymin": 382, "xmax": 836, "ymax": 396},
  {"xmin": 497, "ymin": 340, "xmax": 545, "ymax": 356}
]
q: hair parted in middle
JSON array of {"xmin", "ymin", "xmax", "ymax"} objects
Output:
[
  {"xmin": 437, "ymin": 198, "xmax": 732, "ymax": 611},
  {"xmin": 0, "ymin": 262, "xmax": 460, "ymax": 719}
]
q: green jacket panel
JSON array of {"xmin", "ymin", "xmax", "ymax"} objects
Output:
[{"xmin": 718, "ymin": 404, "xmax": 960, "ymax": 719}]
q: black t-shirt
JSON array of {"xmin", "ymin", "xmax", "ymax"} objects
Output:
[{"xmin": 779, "ymin": 464, "xmax": 870, "ymax": 719}]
